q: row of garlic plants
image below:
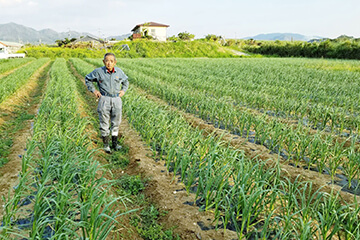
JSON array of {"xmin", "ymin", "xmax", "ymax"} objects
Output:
[
  {"xmin": 1, "ymin": 58, "xmax": 122, "ymax": 239},
  {"xmin": 0, "ymin": 58, "xmax": 50, "ymax": 104},
  {"xmin": 0, "ymin": 57, "xmax": 35, "ymax": 75},
  {"xmin": 84, "ymin": 58, "xmax": 360, "ymax": 189},
  {"xmin": 70, "ymin": 58, "xmax": 360, "ymax": 239},
  {"xmin": 122, "ymin": 87, "xmax": 360, "ymax": 239},
  {"xmin": 110, "ymin": 57, "xmax": 360, "ymax": 135}
]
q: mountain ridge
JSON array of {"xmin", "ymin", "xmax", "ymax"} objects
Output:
[
  {"xmin": 243, "ymin": 32, "xmax": 325, "ymax": 41},
  {"xmin": 0, "ymin": 22, "xmax": 129, "ymax": 44}
]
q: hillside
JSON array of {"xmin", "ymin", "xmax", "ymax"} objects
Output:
[
  {"xmin": 0, "ymin": 22, "xmax": 132, "ymax": 44},
  {"xmin": 244, "ymin": 33, "xmax": 324, "ymax": 41},
  {"xmin": 0, "ymin": 22, "xmax": 93, "ymax": 44},
  {"xmin": 20, "ymin": 40, "xmax": 240, "ymax": 58}
]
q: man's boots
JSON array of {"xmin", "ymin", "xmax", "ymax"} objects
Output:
[
  {"xmin": 112, "ymin": 136, "xmax": 122, "ymax": 151},
  {"xmin": 102, "ymin": 136, "xmax": 111, "ymax": 153}
]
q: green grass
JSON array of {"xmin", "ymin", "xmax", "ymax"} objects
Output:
[{"xmin": 23, "ymin": 40, "xmax": 237, "ymax": 59}]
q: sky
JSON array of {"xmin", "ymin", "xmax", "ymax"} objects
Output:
[{"xmin": 0, "ymin": 0, "xmax": 359, "ymax": 39}]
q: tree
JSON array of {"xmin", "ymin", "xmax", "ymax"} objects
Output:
[
  {"xmin": 55, "ymin": 37, "xmax": 77, "ymax": 47},
  {"xmin": 178, "ymin": 32, "xmax": 195, "ymax": 41},
  {"xmin": 205, "ymin": 34, "xmax": 220, "ymax": 41}
]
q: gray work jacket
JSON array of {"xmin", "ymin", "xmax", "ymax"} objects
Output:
[{"xmin": 85, "ymin": 66, "xmax": 129, "ymax": 96}]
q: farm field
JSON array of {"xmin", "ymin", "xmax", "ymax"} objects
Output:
[{"xmin": 0, "ymin": 57, "xmax": 360, "ymax": 239}]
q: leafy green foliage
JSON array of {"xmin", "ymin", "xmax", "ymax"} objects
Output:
[
  {"xmin": 130, "ymin": 205, "xmax": 178, "ymax": 240},
  {"xmin": 55, "ymin": 37, "xmax": 77, "ymax": 47},
  {"xmin": 177, "ymin": 31, "xmax": 195, "ymax": 41},
  {"xmin": 242, "ymin": 38, "xmax": 360, "ymax": 59},
  {"xmin": 205, "ymin": 34, "xmax": 221, "ymax": 41},
  {"xmin": 21, "ymin": 40, "xmax": 235, "ymax": 58},
  {"xmin": 117, "ymin": 174, "xmax": 145, "ymax": 195}
]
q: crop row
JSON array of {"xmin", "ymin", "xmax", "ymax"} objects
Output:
[
  {"xmin": 1, "ymin": 59, "xmax": 123, "ymax": 239},
  {"xmin": 0, "ymin": 58, "xmax": 50, "ymax": 104},
  {"xmin": 123, "ymin": 86, "xmax": 360, "ymax": 239},
  {"xmin": 83, "ymin": 58, "xmax": 360, "ymax": 191},
  {"xmin": 0, "ymin": 57, "xmax": 35, "ymax": 75},
  {"xmin": 109, "ymin": 58, "xmax": 360, "ymax": 135},
  {"xmin": 70, "ymin": 58, "xmax": 360, "ymax": 239}
]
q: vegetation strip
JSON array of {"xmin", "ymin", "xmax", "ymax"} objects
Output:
[
  {"xmin": 0, "ymin": 58, "xmax": 50, "ymax": 104},
  {"xmin": 0, "ymin": 60, "xmax": 51, "ymax": 170},
  {"xmin": 0, "ymin": 58, "xmax": 35, "ymax": 76}
]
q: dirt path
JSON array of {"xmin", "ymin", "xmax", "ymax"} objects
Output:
[{"xmin": 230, "ymin": 49, "xmax": 249, "ymax": 56}]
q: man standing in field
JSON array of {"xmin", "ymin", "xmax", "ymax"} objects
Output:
[{"xmin": 85, "ymin": 52, "xmax": 129, "ymax": 153}]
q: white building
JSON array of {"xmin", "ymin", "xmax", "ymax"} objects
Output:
[
  {"xmin": 131, "ymin": 22, "xmax": 170, "ymax": 41},
  {"xmin": 0, "ymin": 41, "xmax": 23, "ymax": 53},
  {"xmin": 0, "ymin": 41, "xmax": 25, "ymax": 59},
  {"xmin": 0, "ymin": 41, "xmax": 8, "ymax": 54}
]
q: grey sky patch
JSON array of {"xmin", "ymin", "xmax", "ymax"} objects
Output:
[{"xmin": 0, "ymin": 0, "xmax": 359, "ymax": 39}]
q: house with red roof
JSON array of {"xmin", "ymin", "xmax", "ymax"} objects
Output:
[{"xmin": 131, "ymin": 22, "xmax": 170, "ymax": 41}]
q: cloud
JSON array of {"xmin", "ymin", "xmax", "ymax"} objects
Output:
[
  {"xmin": 0, "ymin": 0, "xmax": 23, "ymax": 7},
  {"xmin": 28, "ymin": 1, "xmax": 38, "ymax": 6},
  {"xmin": 108, "ymin": 0, "xmax": 127, "ymax": 7}
]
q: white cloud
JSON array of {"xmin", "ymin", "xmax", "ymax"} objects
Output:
[
  {"xmin": 0, "ymin": 0, "xmax": 23, "ymax": 7},
  {"xmin": 27, "ymin": 1, "xmax": 38, "ymax": 6},
  {"xmin": 108, "ymin": 0, "xmax": 127, "ymax": 7}
]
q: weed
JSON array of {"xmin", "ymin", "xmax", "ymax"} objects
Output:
[
  {"xmin": 117, "ymin": 174, "xmax": 145, "ymax": 195},
  {"xmin": 130, "ymin": 205, "xmax": 179, "ymax": 240}
]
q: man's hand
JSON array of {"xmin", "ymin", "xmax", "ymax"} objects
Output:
[
  {"xmin": 119, "ymin": 90, "xmax": 125, "ymax": 97},
  {"xmin": 93, "ymin": 90, "xmax": 102, "ymax": 98}
]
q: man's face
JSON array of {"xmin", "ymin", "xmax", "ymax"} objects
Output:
[{"xmin": 103, "ymin": 55, "xmax": 117, "ymax": 71}]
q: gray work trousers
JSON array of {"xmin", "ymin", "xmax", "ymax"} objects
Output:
[{"xmin": 97, "ymin": 96, "xmax": 122, "ymax": 137}]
